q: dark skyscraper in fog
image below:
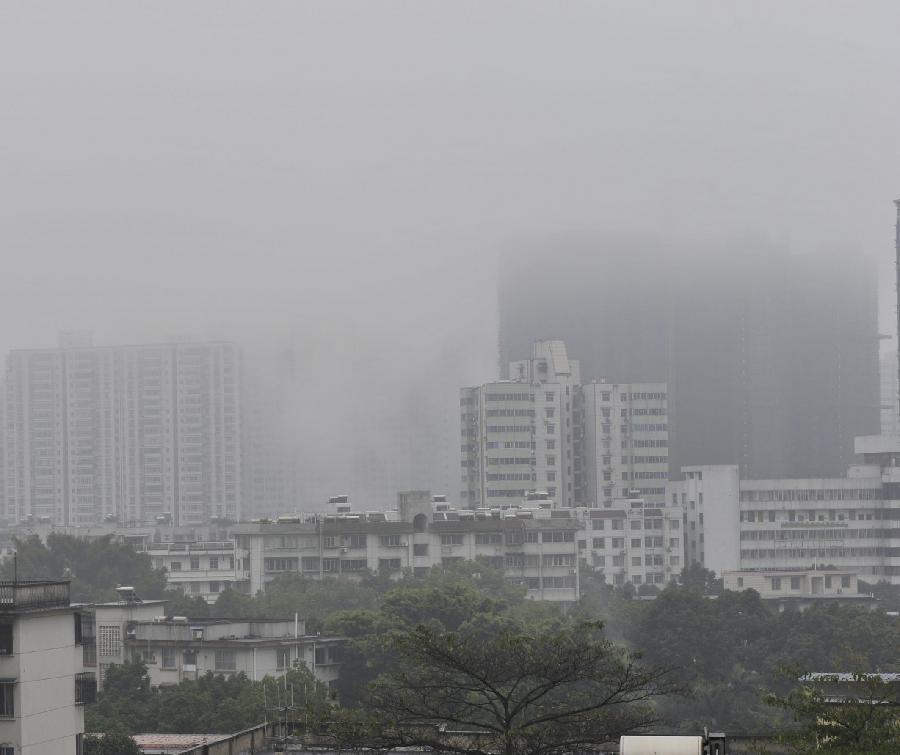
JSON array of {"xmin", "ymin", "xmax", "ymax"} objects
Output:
[{"xmin": 499, "ymin": 238, "xmax": 880, "ymax": 480}]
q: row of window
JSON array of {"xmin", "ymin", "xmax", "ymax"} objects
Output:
[{"xmin": 740, "ymin": 488, "xmax": 881, "ymax": 502}]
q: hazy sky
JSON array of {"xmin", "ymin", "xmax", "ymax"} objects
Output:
[{"xmin": 3, "ymin": 2, "xmax": 900, "ymax": 503}]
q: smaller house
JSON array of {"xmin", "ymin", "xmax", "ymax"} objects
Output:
[
  {"xmin": 124, "ymin": 617, "xmax": 343, "ymax": 693},
  {"xmin": 723, "ymin": 569, "xmax": 878, "ymax": 611}
]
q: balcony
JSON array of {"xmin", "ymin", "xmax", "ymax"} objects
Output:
[{"xmin": 0, "ymin": 581, "xmax": 70, "ymax": 611}]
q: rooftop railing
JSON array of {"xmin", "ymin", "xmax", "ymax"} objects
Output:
[{"xmin": 0, "ymin": 581, "xmax": 70, "ymax": 610}]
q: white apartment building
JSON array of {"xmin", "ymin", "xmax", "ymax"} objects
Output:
[
  {"xmin": 124, "ymin": 617, "xmax": 342, "ymax": 692},
  {"xmin": 3, "ymin": 335, "xmax": 241, "ymax": 527},
  {"xmin": 0, "ymin": 580, "xmax": 94, "ymax": 754},
  {"xmin": 232, "ymin": 491, "xmax": 583, "ymax": 602},
  {"xmin": 461, "ymin": 340, "xmax": 581, "ymax": 509},
  {"xmin": 579, "ymin": 495, "xmax": 684, "ymax": 588},
  {"xmin": 670, "ymin": 435, "xmax": 900, "ymax": 584},
  {"xmin": 88, "ymin": 593, "xmax": 169, "ymax": 688},
  {"xmin": 145, "ymin": 540, "xmax": 241, "ymax": 603},
  {"xmin": 581, "ymin": 381, "xmax": 669, "ymax": 508}
]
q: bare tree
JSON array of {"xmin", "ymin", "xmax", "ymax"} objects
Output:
[{"xmin": 316, "ymin": 621, "xmax": 674, "ymax": 755}]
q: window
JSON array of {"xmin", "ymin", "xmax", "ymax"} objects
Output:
[
  {"xmin": 75, "ymin": 672, "xmax": 97, "ymax": 705},
  {"xmin": 542, "ymin": 530, "xmax": 574, "ymax": 542},
  {"xmin": 209, "ymin": 581, "xmax": 220, "ymax": 593},
  {"xmin": 161, "ymin": 647, "xmax": 177, "ymax": 669},
  {"xmin": 632, "ymin": 557, "xmax": 642, "ymax": 566},
  {"xmin": 737, "ymin": 577, "xmax": 744, "ymax": 587},
  {"xmin": 379, "ymin": 558, "xmax": 402, "ymax": 572},
  {"xmin": 346, "ymin": 534, "xmax": 367, "ymax": 549},
  {"xmin": 323, "ymin": 535, "xmax": 337, "ymax": 548},
  {"xmin": 611, "ymin": 537, "xmax": 625, "ymax": 548},
  {"xmin": 771, "ymin": 577, "xmax": 782, "ymax": 590},
  {"xmin": 841, "ymin": 575, "xmax": 851, "ymax": 588},
  {"xmin": 790, "ymin": 577, "xmax": 801, "ymax": 590},
  {"xmin": 0, "ymin": 682, "xmax": 13, "ymax": 717},
  {"xmin": 546, "ymin": 439, "xmax": 556, "ymax": 450},
  {"xmin": 441, "ymin": 534, "xmax": 464, "ymax": 546},
  {"xmin": 215, "ymin": 649, "xmax": 236, "ymax": 671},
  {"xmin": 170, "ymin": 561, "xmax": 182, "ymax": 572},
  {"xmin": 413, "ymin": 544, "xmax": 428, "ymax": 556},
  {"xmin": 545, "ymin": 408, "xmax": 555, "ymax": 419},
  {"xmin": 380, "ymin": 535, "xmax": 402, "ymax": 547},
  {"xmin": 525, "ymin": 531, "xmax": 539, "ymax": 543},
  {"xmin": 631, "ymin": 538, "xmax": 641, "ymax": 548},
  {"xmin": 0, "ymin": 624, "xmax": 11, "ymax": 656},
  {"xmin": 322, "ymin": 558, "xmax": 340, "ymax": 572},
  {"xmin": 631, "ymin": 520, "xmax": 641, "ymax": 530},
  {"xmin": 475, "ymin": 533, "xmax": 502, "ymax": 545},
  {"xmin": 190, "ymin": 557, "xmax": 200, "ymax": 570},
  {"xmin": 98, "ymin": 625, "xmax": 121, "ymax": 657},
  {"xmin": 592, "ymin": 538, "xmax": 605, "ymax": 549},
  {"xmin": 277, "ymin": 647, "xmax": 292, "ymax": 670}
]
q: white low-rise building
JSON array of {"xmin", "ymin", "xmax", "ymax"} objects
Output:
[
  {"xmin": 125, "ymin": 617, "xmax": 342, "ymax": 693},
  {"xmin": 723, "ymin": 569, "xmax": 878, "ymax": 611},
  {"xmin": 145, "ymin": 541, "xmax": 243, "ymax": 603},
  {"xmin": 0, "ymin": 580, "xmax": 94, "ymax": 754},
  {"xmin": 669, "ymin": 435, "xmax": 900, "ymax": 584}
]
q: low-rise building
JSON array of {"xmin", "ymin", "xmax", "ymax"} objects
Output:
[
  {"xmin": 144, "ymin": 540, "xmax": 243, "ymax": 603},
  {"xmin": 124, "ymin": 617, "xmax": 342, "ymax": 692},
  {"xmin": 669, "ymin": 439, "xmax": 900, "ymax": 585},
  {"xmin": 723, "ymin": 569, "xmax": 878, "ymax": 611},
  {"xmin": 0, "ymin": 580, "xmax": 95, "ymax": 754},
  {"xmin": 85, "ymin": 590, "xmax": 169, "ymax": 688},
  {"xmin": 232, "ymin": 491, "xmax": 584, "ymax": 602}
]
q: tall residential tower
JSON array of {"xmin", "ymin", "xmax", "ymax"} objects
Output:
[{"xmin": 4, "ymin": 336, "xmax": 241, "ymax": 526}]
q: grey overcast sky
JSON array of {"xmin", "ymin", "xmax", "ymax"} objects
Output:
[{"xmin": 2, "ymin": 1, "xmax": 900, "ymax": 500}]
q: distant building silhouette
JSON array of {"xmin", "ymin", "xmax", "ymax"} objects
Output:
[{"xmin": 499, "ymin": 238, "xmax": 879, "ymax": 479}]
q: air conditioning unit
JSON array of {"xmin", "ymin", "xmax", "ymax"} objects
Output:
[
  {"xmin": 401, "ymin": 542, "xmax": 408, "ymax": 547},
  {"xmin": 340, "ymin": 547, "xmax": 348, "ymax": 554}
]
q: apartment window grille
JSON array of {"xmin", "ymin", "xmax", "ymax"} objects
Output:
[
  {"xmin": 161, "ymin": 647, "xmax": 177, "ymax": 669},
  {"xmin": 75, "ymin": 672, "xmax": 97, "ymax": 704},
  {"xmin": 0, "ymin": 682, "xmax": 13, "ymax": 717},
  {"xmin": 214, "ymin": 649, "xmax": 236, "ymax": 671},
  {"xmin": 277, "ymin": 647, "xmax": 292, "ymax": 670}
]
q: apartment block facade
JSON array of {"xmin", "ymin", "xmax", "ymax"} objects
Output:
[
  {"xmin": 3, "ymin": 337, "xmax": 241, "ymax": 527},
  {"xmin": 670, "ymin": 434, "xmax": 900, "ymax": 584},
  {"xmin": 461, "ymin": 341, "xmax": 581, "ymax": 509},
  {"xmin": 0, "ymin": 581, "xmax": 94, "ymax": 754},
  {"xmin": 232, "ymin": 492, "xmax": 584, "ymax": 602},
  {"xmin": 581, "ymin": 382, "xmax": 669, "ymax": 508}
]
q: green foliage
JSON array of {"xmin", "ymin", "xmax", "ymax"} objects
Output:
[
  {"xmin": 83, "ymin": 729, "xmax": 142, "ymax": 755},
  {"xmin": 316, "ymin": 622, "xmax": 674, "ymax": 755},
  {"xmin": 85, "ymin": 660, "xmax": 327, "ymax": 734},
  {"xmin": 252, "ymin": 574, "xmax": 379, "ymax": 632},
  {"xmin": 0, "ymin": 534, "xmax": 167, "ymax": 602},
  {"xmin": 164, "ymin": 593, "xmax": 211, "ymax": 618},
  {"xmin": 766, "ymin": 673, "xmax": 900, "ymax": 754}
]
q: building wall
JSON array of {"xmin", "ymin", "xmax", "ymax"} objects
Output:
[
  {"xmin": 4, "ymin": 340, "xmax": 241, "ymax": 527},
  {"xmin": 0, "ymin": 609, "xmax": 85, "ymax": 755},
  {"xmin": 880, "ymin": 351, "xmax": 899, "ymax": 437},
  {"xmin": 582, "ymin": 382, "xmax": 669, "ymax": 508},
  {"xmin": 234, "ymin": 511, "xmax": 583, "ymax": 602},
  {"xmin": 670, "ymin": 464, "xmax": 900, "ymax": 584}
]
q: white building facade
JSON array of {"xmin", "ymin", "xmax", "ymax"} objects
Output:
[
  {"xmin": 670, "ymin": 437, "xmax": 900, "ymax": 584},
  {"xmin": 3, "ymin": 337, "xmax": 241, "ymax": 527},
  {"xmin": 581, "ymin": 382, "xmax": 669, "ymax": 508},
  {"xmin": 0, "ymin": 581, "xmax": 93, "ymax": 754}
]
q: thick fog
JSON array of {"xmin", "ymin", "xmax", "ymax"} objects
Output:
[{"xmin": 2, "ymin": 2, "xmax": 900, "ymax": 510}]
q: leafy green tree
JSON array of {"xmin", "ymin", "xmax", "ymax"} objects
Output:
[
  {"xmin": 83, "ymin": 730, "xmax": 142, "ymax": 755},
  {"xmin": 766, "ymin": 673, "xmax": 900, "ymax": 754},
  {"xmin": 255, "ymin": 574, "xmax": 379, "ymax": 632},
  {"xmin": 0, "ymin": 534, "xmax": 167, "ymax": 602},
  {"xmin": 164, "ymin": 593, "xmax": 211, "ymax": 618},
  {"xmin": 316, "ymin": 622, "xmax": 675, "ymax": 755}
]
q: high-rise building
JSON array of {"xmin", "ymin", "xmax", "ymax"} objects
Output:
[
  {"xmin": 880, "ymin": 351, "xmax": 899, "ymax": 437},
  {"xmin": 498, "ymin": 240, "xmax": 880, "ymax": 480},
  {"xmin": 461, "ymin": 340, "xmax": 580, "ymax": 508},
  {"xmin": 581, "ymin": 382, "xmax": 669, "ymax": 508},
  {"xmin": 4, "ymin": 336, "xmax": 241, "ymax": 527}
]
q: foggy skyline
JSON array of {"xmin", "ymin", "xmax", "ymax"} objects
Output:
[{"xmin": 3, "ymin": 2, "xmax": 900, "ymax": 506}]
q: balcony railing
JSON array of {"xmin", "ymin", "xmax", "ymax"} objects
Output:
[{"xmin": 0, "ymin": 581, "xmax": 70, "ymax": 610}]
